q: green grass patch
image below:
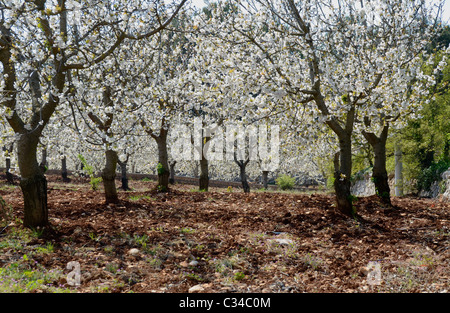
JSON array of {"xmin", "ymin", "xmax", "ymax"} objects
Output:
[
  {"xmin": 0, "ymin": 254, "xmax": 69, "ymax": 293},
  {"xmin": 129, "ymin": 195, "xmax": 154, "ymax": 202},
  {"xmin": 0, "ymin": 225, "xmax": 73, "ymax": 293}
]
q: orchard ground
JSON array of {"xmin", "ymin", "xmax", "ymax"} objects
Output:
[{"xmin": 0, "ymin": 174, "xmax": 449, "ymax": 293}]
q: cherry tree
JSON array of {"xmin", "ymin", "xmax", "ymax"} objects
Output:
[
  {"xmin": 344, "ymin": 2, "xmax": 448, "ymax": 205},
  {"xmin": 0, "ymin": 0, "xmax": 187, "ymax": 227},
  {"xmin": 183, "ymin": 3, "xmax": 286, "ymax": 191},
  {"xmin": 133, "ymin": 11, "xmax": 196, "ymax": 191},
  {"xmin": 201, "ymin": 0, "xmax": 443, "ymax": 215},
  {"xmin": 355, "ymin": 61, "xmax": 442, "ymax": 204}
]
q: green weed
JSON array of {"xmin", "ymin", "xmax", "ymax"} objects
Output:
[
  {"xmin": 233, "ymin": 271, "xmax": 246, "ymax": 281},
  {"xmin": 0, "ymin": 255, "xmax": 68, "ymax": 293},
  {"xmin": 276, "ymin": 174, "xmax": 296, "ymax": 190},
  {"xmin": 133, "ymin": 234, "xmax": 149, "ymax": 249},
  {"xmin": 180, "ymin": 227, "xmax": 195, "ymax": 234}
]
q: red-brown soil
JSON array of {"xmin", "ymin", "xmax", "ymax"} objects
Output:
[{"xmin": 1, "ymin": 175, "xmax": 449, "ymax": 293}]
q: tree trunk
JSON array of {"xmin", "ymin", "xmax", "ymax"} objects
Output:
[
  {"xmin": 5, "ymin": 156, "xmax": 11, "ymax": 172},
  {"xmin": 39, "ymin": 147, "xmax": 48, "ymax": 173},
  {"xmin": 333, "ymin": 135, "xmax": 354, "ymax": 217},
  {"xmin": 394, "ymin": 144, "xmax": 403, "ymax": 197},
  {"xmin": 198, "ymin": 135, "xmax": 212, "ymax": 191},
  {"xmin": 20, "ymin": 174, "xmax": 48, "ymax": 228},
  {"xmin": 17, "ymin": 134, "xmax": 48, "ymax": 228},
  {"xmin": 169, "ymin": 161, "xmax": 176, "ymax": 184},
  {"xmin": 102, "ymin": 149, "xmax": 119, "ymax": 203},
  {"xmin": 199, "ymin": 157, "xmax": 209, "ymax": 191},
  {"xmin": 318, "ymin": 94, "xmax": 356, "ymax": 217},
  {"xmin": 236, "ymin": 160, "xmax": 250, "ymax": 193},
  {"xmin": 118, "ymin": 160, "xmax": 129, "ymax": 191},
  {"xmin": 262, "ymin": 170, "xmax": 269, "ymax": 190},
  {"xmin": 156, "ymin": 129, "xmax": 169, "ymax": 191},
  {"xmin": 61, "ymin": 155, "xmax": 69, "ymax": 182},
  {"xmin": 372, "ymin": 141, "xmax": 391, "ymax": 204},
  {"xmin": 363, "ymin": 125, "xmax": 391, "ymax": 205},
  {"xmin": 5, "ymin": 157, "xmax": 14, "ymax": 185}
]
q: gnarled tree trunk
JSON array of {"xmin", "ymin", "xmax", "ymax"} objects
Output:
[
  {"xmin": 17, "ymin": 133, "xmax": 48, "ymax": 228},
  {"xmin": 141, "ymin": 119, "xmax": 170, "ymax": 191},
  {"xmin": 333, "ymin": 135, "xmax": 354, "ymax": 217},
  {"xmin": 314, "ymin": 90, "xmax": 359, "ymax": 217},
  {"xmin": 362, "ymin": 124, "xmax": 391, "ymax": 205}
]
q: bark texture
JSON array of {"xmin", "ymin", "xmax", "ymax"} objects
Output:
[
  {"xmin": 102, "ymin": 149, "xmax": 119, "ymax": 203},
  {"xmin": 117, "ymin": 159, "xmax": 130, "ymax": 191},
  {"xmin": 363, "ymin": 124, "xmax": 391, "ymax": 205},
  {"xmin": 17, "ymin": 134, "xmax": 48, "ymax": 228},
  {"xmin": 156, "ymin": 128, "xmax": 170, "ymax": 191},
  {"xmin": 199, "ymin": 157, "xmax": 209, "ymax": 191},
  {"xmin": 169, "ymin": 161, "xmax": 177, "ymax": 184}
]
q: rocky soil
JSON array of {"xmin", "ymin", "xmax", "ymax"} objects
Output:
[{"xmin": 0, "ymin": 175, "xmax": 449, "ymax": 293}]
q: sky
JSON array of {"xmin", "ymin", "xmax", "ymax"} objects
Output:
[{"xmin": 189, "ymin": 0, "xmax": 450, "ymax": 25}]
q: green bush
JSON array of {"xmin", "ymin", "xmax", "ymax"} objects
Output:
[
  {"xmin": 276, "ymin": 174, "xmax": 296, "ymax": 190},
  {"xmin": 417, "ymin": 160, "xmax": 450, "ymax": 192},
  {"xmin": 89, "ymin": 177, "xmax": 103, "ymax": 191},
  {"xmin": 156, "ymin": 162, "xmax": 166, "ymax": 175},
  {"xmin": 78, "ymin": 154, "xmax": 102, "ymax": 191}
]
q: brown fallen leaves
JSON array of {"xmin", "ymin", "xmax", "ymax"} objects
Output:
[{"xmin": 0, "ymin": 175, "xmax": 449, "ymax": 293}]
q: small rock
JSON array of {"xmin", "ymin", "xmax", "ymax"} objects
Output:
[
  {"xmin": 220, "ymin": 286, "xmax": 233, "ymax": 292},
  {"xmin": 189, "ymin": 260, "xmax": 199, "ymax": 266},
  {"xmin": 188, "ymin": 284, "xmax": 205, "ymax": 293},
  {"xmin": 360, "ymin": 266, "xmax": 370, "ymax": 276},
  {"xmin": 270, "ymin": 238, "xmax": 294, "ymax": 246},
  {"xmin": 128, "ymin": 248, "xmax": 140, "ymax": 256}
]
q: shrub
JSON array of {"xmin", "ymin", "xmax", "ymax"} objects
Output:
[
  {"xmin": 156, "ymin": 162, "xmax": 166, "ymax": 175},
  {"xmin": 276, "ymin": 174, "xmax": 296, "ymax": 190},
  {"xmin": 89, "ymin": 177, "xmax": 102, "ymax": 191},
  {"xmin": 417, "ymin": 160, "xmax": 450, "ymax": 192},
  {"xmin": 78, "ymin": 154, "xmax": 102, "ymax": 191},
  {"xmin": 233, "ymin": 271, "xmax": 246, "ymax": 281}
]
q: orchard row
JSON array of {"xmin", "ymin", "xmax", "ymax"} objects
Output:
[{"xmin": 0, "ymin": 0, "xmax": 448, "ymax": 227}]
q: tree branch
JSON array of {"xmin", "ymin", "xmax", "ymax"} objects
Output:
[{"xmin": 63, "ymin": 0, "xmax": 188, "ymax": 70}]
